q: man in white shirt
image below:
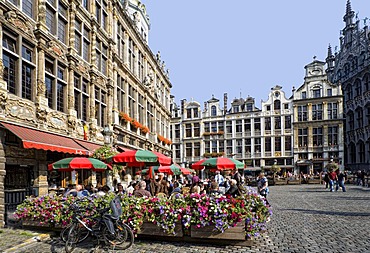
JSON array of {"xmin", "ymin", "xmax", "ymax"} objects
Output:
[{"xmin": 214, "ymin": 170, "xmax": 225, "ymax": 186}]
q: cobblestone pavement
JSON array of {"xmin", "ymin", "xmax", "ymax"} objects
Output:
[{"xmin": 1, "ymin": 184, "xmax": 369, "ymax": 253}]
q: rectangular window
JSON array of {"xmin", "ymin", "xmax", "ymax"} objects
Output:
[
  {"xmin": 254, "ymin": 138, "xmax": 261, "ymax": 153},
  {"xmin": 274, "ymin": 116, "xmax": 281, "ymax": 129},
  {"xmin": 301, "ymin": 91, "xmax": 306, "ymax": 99},
  {"xmin": 22, "ymin": 64, "xmax": 32, "ymax": 100},
  {"xmin": 298, "ymin": 128, "xmax": 308, "ymax": 147},
  {"xmin": 312, "ymin": 104, "xmax": 323, "ymax": 120},
  {"xmin": 226, "ymin": 121, "xmax": 232, "ymax": 133},
  {"xmin": 327, "ymin": 103, "xmax": 338, "ymax": 119},
  {"xmin": 204, "ymin": 122, "xmax": 210, "ymax": 132},
  {"xmin": 328, "ymin": 126, "xmax": 338, "ymax": 145},
  {"xmin": 245, "ymin": 138, "xmax": 251, "ymax": 153},
  {"xmin": 82, "ymin": 0, "xmax": 89, "ymax": 10},
  {"xmin": 285, "ymin": 115, "xmax": 291, "ymax": 129},
  {"xmin": 254, "ymin": 118, "xmax": 261, "ymax": 130},
  {"xmin": 313, "ymin": 89, "xmax": 321, "ymax": 98},
  {"xmin": 275, "ymin": 137, "xmax": 281, "ymax": 151},
  {"xmin": 46, "ymin": 7, "xmax": 55, "ymax": 34},
  {"xmin": 185, "ymin": 123, "xmax": 192, "ymax": 138},
  {"xmin": 3, "ymin": 54, "xmax": 17, "ymax": 94},
  {"xmin": 265, "ymin": 117, "xmax": 271, "ymax": 130},
  {"xmin": 186, "ymin": 143, "xmax": 192, "ymax": 158},
  {"xmin": 313, "ymin": 127, "xmax": 323, "ymax": 146},
  {"xmin": 244, "ymin": 119, "xmax": 251, "ymax": 131},
  {"xmin": 285, "ymin": 136, "xmax": 291, "ymax": 151},
  {"xmin": 235, "ymin": 120, "xmax": 242, "ymax": 132},
  {"xmin": 298, "ymin": 105, "xmax": 307, "ymax": 121},
  {"xmin": 23, "ymin": 0, "xmax": 34, "ymax": 18},
  {"xmin": 194, "ymin": 142, "xmax": 201, "ymax": 157},
  {"xmin": 327, "ymin": 88, "xmax": 332, "ymax": 96},
  {"xmin": 265, "ymin": 137, "xmax": 271, "ymax": 152}
]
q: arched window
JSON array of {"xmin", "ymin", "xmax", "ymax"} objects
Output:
[
  {"xmin": 273, "ymin": 100, "xmax": 281, "ymax": 110},
  {"xmin": 354, "ymin": 79, "xmax": 362, "ymax": 97},
  {"xmin": 211, "ymin": 105, "xmax": 217, "ymax": 116},
  {"xmin": 363, "ymin": 73, "xmax": 370, "ymax": 92}
]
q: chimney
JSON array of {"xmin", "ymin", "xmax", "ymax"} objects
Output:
[
  {"xmin": 223, "ymin": 93, "xmax": 228, "ymax": 114},
  {"xmin": 181, "ymin": 99, "xmax": 186, "ymax": 115}
]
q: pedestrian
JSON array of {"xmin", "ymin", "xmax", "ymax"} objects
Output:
[
  {"xmin": 257, "ymin": 172, "xmax": 270, "ymax": 206},
  {"xmin": 328, "ymin": 169, "xmax": 338, "ymax": 192},
  {"xmin": 214, "ymin": 170, "xmax": 225, "ymax": 186},
  {"xmin": 232, "ymin": 169, "xmax": 243, "ymax": 186},
  {"xmin": 336, "ymin": 170, "xmax": 347, "ymax": 192}
]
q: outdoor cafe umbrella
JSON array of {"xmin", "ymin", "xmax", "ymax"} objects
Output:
[
  {"xmin": 108, "ymin": 150, "xmax": 171, "ymax": 166},
  {"xmin": 48, "ymin": 157, "xmax": 109, "ymax": 171},
  {"xmin": 191, "ymin": 157, "xmax": 245, "ymax": 170}
]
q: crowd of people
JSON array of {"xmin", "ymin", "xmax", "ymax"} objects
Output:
[{"xmin": 58, "ymin": 169, "xmax": 266, "ymax": 200}]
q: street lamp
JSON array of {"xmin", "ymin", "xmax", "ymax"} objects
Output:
[{"xmin": 103, "ymin": 125, "xmax": 113, "ymax": 145}]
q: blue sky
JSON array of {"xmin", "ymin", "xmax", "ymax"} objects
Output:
[{"xmin": 144, "ymin": 0, "xmax": 370, "ymax": 107}]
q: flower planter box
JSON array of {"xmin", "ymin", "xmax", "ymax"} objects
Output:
[
  {"xmin": 190, "ymin": 222, "xmax": 245, "ymax": 241},
  {"xmin": 308, "ymin": 178, "xmax": 321, "ymax": 184},
  {"xmin": 138, "ymin": 222, "xmax": 183, "ymax": 237},
  {"xmin": 21, "ymin": 219, "xmax": 63, "ymax": 230},
  {"xmin": 274, "ymin": 178, "xmax": 288, "ymax": 185},
  {"xmin": 287, "ymin": 179, "xmax": 301, "ymax": 185}
]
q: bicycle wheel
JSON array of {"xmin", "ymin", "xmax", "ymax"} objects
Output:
[
  {"xmin": 60, "ymin": 223, "xmax": 90, "ymax": 243},
  {"xmin": 65, "ymin": 223, "xmax": 79, "ymax": 253},
  {"xmin": 103, "ymin": 220, "xmax": 134, "ymax": 250}
]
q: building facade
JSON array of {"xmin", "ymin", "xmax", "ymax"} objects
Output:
[
  {"xmin": 170, "ymin": 86, "xmax": 294, "ymax": 174},
  {"xmin": 293, "ymin": 59, "xmax": 344, "ymax": 174},
  {"xmin": 326, "ymin": 0, "xmax": 370, "ymax": 172},
  {"xmin": 0, "ymin": 0, "xmax": 172, "ymax": 226}
]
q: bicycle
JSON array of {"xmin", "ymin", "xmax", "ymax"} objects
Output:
[{"xmin": 64, "ymin": 196, "xmax": 134, "ymax": 253}]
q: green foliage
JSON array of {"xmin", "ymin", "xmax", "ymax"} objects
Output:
[{"xmin": 91, "ymin": 145, "xmax": 118, "ymax": 161}]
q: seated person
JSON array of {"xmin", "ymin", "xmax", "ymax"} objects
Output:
[{"xmin": 209, "ymin": 181, "xmax": 221, "ymax": 195}]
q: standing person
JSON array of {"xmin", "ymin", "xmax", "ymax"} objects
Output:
[
  {"xmin": 191, "ymin": 171, "xmax": 200, "ymax": 185},
  {"xmin": 214, "ymin": 170, "xmax": 225, "ymax": 186},
  {"xmin": 336, "ymin": 170, "xmax": 347, "ymax": 192},
  {"xmin": 257, "ymin": 172, "xmax": 270, "ymax": 206},
  {"xmin": 328, "ymin": 169, "xmax": 338, "ymax": 192},
  {"xmin": 232, "ymin": 169, "xmax": 243, "ymax": 186}
]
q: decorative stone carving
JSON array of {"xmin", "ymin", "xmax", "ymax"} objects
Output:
[
  {"xmin": 67, "ymin": 114, "xmax": 77, "ymax": 131},
  {"xmin": 4, "ymin": 10, "xmax": 35, "ymax": 39},
  {"xmin": 36, "ymin": 106, "xmax": 48, "ymax": 123},
  {"xmin": 0, "ymin": 90, "xmax": 8, "ymax": 109},
  {"xmin": 37, "ymin": 79, "xmax": 46, "ymax": 96},
  {"xmin": 7, "ymin": 98, "xmax": 35, "ymax": 122},
  {"xmin": 95, "ymin": 76, "xmax": 107, "ymax": 89},
  {"xmin": 89, "ymin": 122, "xmax": 98, "ymax": 139},
  {"xmin": 48, "ymin": 112, "xmax": 67, "ymax": 130},
  {"xmin": 47, "ymin": 40, "xmax": 66, "ymax": 60},
  {"xmin": 77, "ymin": 63, "xmax": 89, "ymax": 76}
]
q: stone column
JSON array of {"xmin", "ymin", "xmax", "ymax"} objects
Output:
[
  {"xmin": 123, "ymin": 31, "xmax": 129, "ymax": 66},
  {"xmin": 133, "ymin": 46, "xmax": 139, "ymax": 77},
  {"xmin": 34, "ymin": 150, "xmax": 48, "ymax": 196},
  {"xmin": 112, "ymin": 63, "xmax": 119, "ymax": 124}
]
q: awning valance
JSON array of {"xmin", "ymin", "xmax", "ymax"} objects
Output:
[{"xmin": 1, "ymin": 122, "xmax": 90, "ymax": 155}]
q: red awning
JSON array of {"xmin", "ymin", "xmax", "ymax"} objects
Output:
[
  {"xmin": 74, "ymin": 139, "xmax": 102, "ymax": 153},
  {"xmin": 1, "ymin": 122, "xmax": 90, "ymax": 155}
]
